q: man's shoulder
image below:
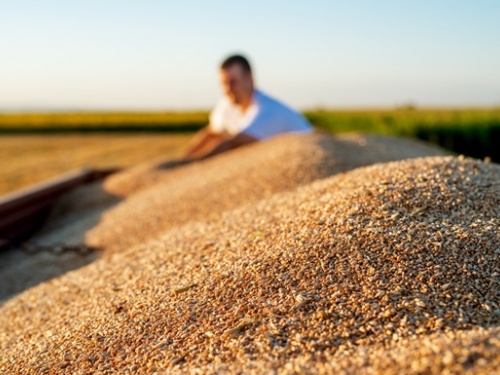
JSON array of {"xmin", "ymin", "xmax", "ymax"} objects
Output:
[
  {"xmin": 254, "ymin": 89, "xmax": 300, "ymax": 117},
  {"xmin": 254, "ymin": 89, "xmax": 281, "ymax": 107}
]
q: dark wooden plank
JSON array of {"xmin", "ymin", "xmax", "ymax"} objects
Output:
[{"xmin": 0, "ymin": 167, "xmax": 120, "ymax": 248}]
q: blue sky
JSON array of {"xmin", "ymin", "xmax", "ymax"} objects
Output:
[{"xmin": 1, "ymin": 0, "xmax": 499, "ymax": 111}]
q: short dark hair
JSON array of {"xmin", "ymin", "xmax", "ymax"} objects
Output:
[{"xmin": 220, "ymin": 54, "xmax": 252, "ymax": 74}]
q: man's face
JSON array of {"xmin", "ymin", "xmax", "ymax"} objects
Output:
[{"xmin": 219, "ymin": 63, "xmax": 254, "ymax": 106}]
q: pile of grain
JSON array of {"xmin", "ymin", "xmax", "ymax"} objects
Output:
[
  {"xmin": 87, "ymin": 133, "xmax": 450, "ymax": 252},
  {"xmin": 0, "ymin": 133, "xmax": 447, "ymax": 300},
  {"xmin": 104, "ymin": 132, "xmax": 449, "ymax": 197},
  {"xmin": 1, "ymin": 156, "xmax": 498, "ymax": 374},
  {"xmin": 193, "ymin": 327, "xmax": 500, "ymax": 374}
]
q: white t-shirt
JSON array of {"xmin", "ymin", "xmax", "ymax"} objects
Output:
[{"xmin": 209, "ymin": 89, "xmax": 313, "ymax": 140}]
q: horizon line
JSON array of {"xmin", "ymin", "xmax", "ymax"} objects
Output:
[{"xmin": 1, "ymin": 104, "xmax": 500, "ymax": 114}]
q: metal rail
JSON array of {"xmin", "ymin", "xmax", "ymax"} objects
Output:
[{"xmin": 0, "ymin": 167, "xmax": 120, "ymax": 249}]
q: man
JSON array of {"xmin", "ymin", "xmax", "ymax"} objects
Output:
[{"xmin": 183, "ymin": 54, "xmax": 313, "ymax": 160}]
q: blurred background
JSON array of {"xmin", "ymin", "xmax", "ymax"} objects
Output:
[{"xmin": 1, "ymin": 0, "xmax": 499, "ymax": 194}]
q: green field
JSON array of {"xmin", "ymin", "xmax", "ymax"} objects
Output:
[
  {"xmin": 305, "ymin": 108, "xmax": 500, "ymax": 162},
  {"xmin": 0, "ymin": 112, "xmax": 208, "ymax": 133},
  {"xmin": 1, "ymin": 108, "xmax": 499, "ymax": 161}
]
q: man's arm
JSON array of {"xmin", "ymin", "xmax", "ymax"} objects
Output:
[
  {"xmin": 158, "ymin": 130, "xmax": 257, "ymax": 170},
  {"xmin": 197, "ymin": 132, "xmax": 257, "ymax": 159},
  {"xmin": 183, "ymin": 126, "xmax": 218, "ymax": 157},
  {"xmin": 182, "ymin": 127, "xmax": 257, "ymax": 161}
]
